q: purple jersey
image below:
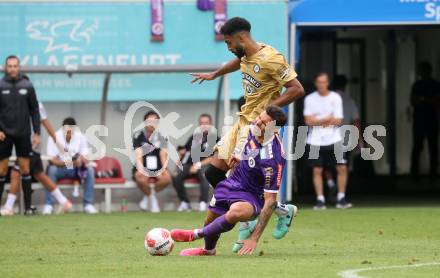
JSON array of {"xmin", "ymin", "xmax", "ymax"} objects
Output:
[{"xmin": 219, "ymin": 131, "xmax": 285, "ymax": 198}]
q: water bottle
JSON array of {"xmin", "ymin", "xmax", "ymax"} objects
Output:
[
  {"xmin": 121, "ymin": 198, "xmax": 128, "ymax": 212},
  {"xmin": 72, "ymin": 184, "xmax": 80, "ymax": 197}
]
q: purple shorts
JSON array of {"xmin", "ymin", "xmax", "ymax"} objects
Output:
[{"xmin": 208, "ymin": 184, "xmax": 264, "ymax": 217}]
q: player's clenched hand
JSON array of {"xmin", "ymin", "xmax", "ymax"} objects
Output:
[
  {"xmin": 0, "ymin": 131, "xmax": 5, "ymax": 141},
  {"xmin": 32, "ymin": 134, "xmax": 40, "ymax": 149},
  {"xmin": 190, "ymin": 72, "xmax": 216, "ymax": 84},
  {"xmin": 238, "ymin": 238, "xmax": 258, "ymax": 256}
]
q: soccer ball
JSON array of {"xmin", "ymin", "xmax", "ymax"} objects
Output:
[{"xmin": 144, "ymin": 228, "xmax": 174, "ymax": 256}]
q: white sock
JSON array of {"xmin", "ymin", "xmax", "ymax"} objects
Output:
[
  {"xmin": 4, "ymin": 193, "xmax": 17, "ymax": 210},
  {"xmin": 317, "ymin": 195, "xmax": 325, "ymax": 202},
  {"xmin": 204, "ymin": 248, "xmax": 216, "ymax": 254},
  {"xmin": 149, "ymin": 184, "xmax": 156, "ymax": 196},
  {"xmin": 327, "ymin": 179, "xmax": 336, "ymax": 188},
  {"xmin": 337, "ymin": 192, "xmax": 345, "ymax": 201},
  {"xmin": 274, "ymin": 202, "xmax": 289, "ymax": 217},
  {"xmin": 51, "ymin": 188, "xmax": 68, "ymax": 204}
]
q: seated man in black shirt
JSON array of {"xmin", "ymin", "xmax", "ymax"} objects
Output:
[
  {"xmin": 173, "ymin": 114, "xmax": 218, "ymax": 212},
  {"xmin": 133, "ymin": 111, "xmax": 171, "ymax": 213}
]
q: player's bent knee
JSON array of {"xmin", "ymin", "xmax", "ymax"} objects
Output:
[{"xmin": 227, "ymin": 204, "xmax": 254, "ymax": 222}]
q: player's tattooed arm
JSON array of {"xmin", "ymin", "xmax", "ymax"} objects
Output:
[
  {"xmin": 271, "ymin": 78, "xmax": 305, "ymax": 108},
  {"xmin": 191, "ymin": 58, "xmax": 241, "ymax": 84},
  {"xmin": 239, "ymin": 192, "xmax": 277, "ymax": 255}
]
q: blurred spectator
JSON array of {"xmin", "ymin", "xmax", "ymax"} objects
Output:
[
  {"xmin": 43, "ymin": 117, "xmax": 97, "ymax": 214},
  {"xmin": 410, "ymin": 62, "xmax": 439, "ymax": 178},
  {"xmin": 133, "ymin": 111, "xmax": 171, "ymax": 213},
  {"xmin": 303, "ymin": 72, "xmax": 352, "ymax": 210},
  {"xmin": 173, "ymin": 114, "xmax": 218, "ymax": 212},
  {"xmin": 324, "ymin": 75, "xmax": 362, "ymax": 202}
]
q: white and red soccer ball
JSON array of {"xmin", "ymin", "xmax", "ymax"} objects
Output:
[{"xmin": 144, "ymin": 228, "xmax": 174, "ymax": 256}]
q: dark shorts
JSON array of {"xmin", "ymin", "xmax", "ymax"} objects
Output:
[
  {"xmin": 306, "ymin": 144, "xmax": 347, "ymax": 168},
  {"xmin": 132, "ymin": 166, "xmax": 167, "ymax": 183},
  {"xmin": 0, "ymin": 134, "xmax": 32, "ymax": 159},
  {"xmin": 13, "ymin": 151, "xmax": 43, "ymax": 175},
  {"xmin": 208, "ymin": 183, "xmax": 263, "ymax": 217}
]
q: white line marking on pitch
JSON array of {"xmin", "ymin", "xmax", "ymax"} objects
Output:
[{"xmin": 338, "ymin": 262, "xmax": 440, "ymax": 278}]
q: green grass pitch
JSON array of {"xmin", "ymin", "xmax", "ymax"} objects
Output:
[{"xmin": 1, "ymin": 207, "xmax": 439, "ymax": 277}]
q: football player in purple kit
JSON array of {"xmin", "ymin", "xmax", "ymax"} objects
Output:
[{"xmin": 171, "ymin": 106, "xmax": 296, "ymax": 256}]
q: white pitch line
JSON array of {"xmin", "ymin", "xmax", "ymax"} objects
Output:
[{"xmin": 338, "ymin": 262, "xmax": 440, "ymax": 278}]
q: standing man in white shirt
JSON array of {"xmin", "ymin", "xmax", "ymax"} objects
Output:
[
  {"xmin": 43, "ymin": 117, "xmax": 97, "ymax": 214},
  {"xmin": 303, "ymin": 73, "xmax": 352, "ymax": 210}
]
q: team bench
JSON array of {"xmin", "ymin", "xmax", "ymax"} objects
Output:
[{"xmin": 6, "ymin": 156, "xmax": 200, "ymax": 213}]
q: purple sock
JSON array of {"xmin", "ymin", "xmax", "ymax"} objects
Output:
[
  {"xmin": 204, "ymin": 233, "xmax": 221, "ymax": 251},
  {"xmin": 197, "ymin": 215, "xmax": 235, "ymax": 239}
]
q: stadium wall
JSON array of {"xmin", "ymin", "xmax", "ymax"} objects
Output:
[{"xmin": 0, "ymin": 0, "xmax": 288, "ymax": 101}]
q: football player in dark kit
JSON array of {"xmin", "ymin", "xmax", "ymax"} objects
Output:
[{"xmin": 0, "ymin": 55, "xmax": 40, "ymax": 215}]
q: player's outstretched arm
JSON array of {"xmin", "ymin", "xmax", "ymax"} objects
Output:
[
  {"xmin": 191, "ymin": 58, "xmax": 241, "ymax": 84},
  {"xmin": 271, "ymin": 78, "xmax": 305, "ymax": 108},
  {"xmin": 238, "ymin": 192, "xmax": 277, "ymax": 255}
]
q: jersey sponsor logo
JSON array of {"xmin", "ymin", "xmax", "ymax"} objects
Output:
[
  {"xmin": 253, "ymin": 64, "xmax": 260, "ymax": 73},
  {"xmin": 242, "ymin": 73, "xmax": 261, "ymax": 88},
  {"xmin": 19, "ymin": 89, "xmax": 28, "ymax": 95},
  {"xmin": 1, "ymin": 90, "xmax": 10, "ymax": 95}
]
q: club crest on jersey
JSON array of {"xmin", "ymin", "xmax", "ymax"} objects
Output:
[
  {"xmin": 248, "ymin": 157, "xmax": 256, "ymax": 168},
  {"xmin": 19, "ymin": 89, "xmax": 28, "ymax": 95},
  {"xmin": 253, "ymin": 64, "xmax": 260, "ymax": 73}
]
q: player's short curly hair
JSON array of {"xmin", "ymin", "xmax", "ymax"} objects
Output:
[
  {"xmin": 266, "ymin": 105, "xmax": 287, "ymax": 127},
  {"xmin": 220, "ymin": 17, "xmax": 251, "ymax": 36}
]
